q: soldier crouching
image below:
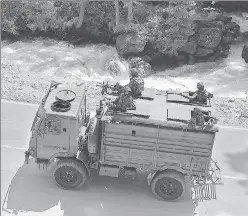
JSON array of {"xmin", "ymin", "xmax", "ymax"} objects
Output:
[{"xmin": 108, "ymin": 86, "xmax": 136, "ymax": 112}]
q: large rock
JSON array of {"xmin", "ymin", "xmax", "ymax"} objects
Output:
[
  {"xmin": 196, "ymin": 28, "xmax": 222, "ymax": 49},
  {"xmin": 214, "ymin": 14, "xmax": 232, "ymax": 23},
  {"xmin": 105, "ymin": 60, "xmax": 121, "ymax": 75},
  {"xmin": 222, "ymin": 33, "xmax": 235, "ymax": 44},
  {"xmin": 116, "ymin": 33, "xmax": 148, "ymax": 55},
  {"xmin": 241, "ymin": 44, "xmax": 248, "ymax": 63},
  {"xmin": 223, "ymin": 22, "xmax": 240, "ymax": 37},
  {"xmin": 195, "ymin": 47, "xmax": 214, "ymax": 57},
  {"xmin": 128, "ymin": 57, "xmax": 152, "ymax": 78},
  {"xmin": 178, "ymin": 41, "xmax": 197, "ymax": 55}
]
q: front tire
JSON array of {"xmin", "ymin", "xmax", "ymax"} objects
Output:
[
  {"xmin": 53, "ymin": 159, "xmax": 89, "ymax": 190},
  {"xmin": 151, "ymin": 171, "xmax": 186, "ymax": 201}
]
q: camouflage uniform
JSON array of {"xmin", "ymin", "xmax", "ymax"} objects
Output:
[
  {"xmin": 189, "ymin": 108, "xmax": 206, "ymax": 128},
  {"xmin": 128, "ymin": 68, "xmax": 144, "ymax": 97},
  {"xmin": 113, "ymin": 82, "xmax": 124, "ymax": 95},
  {"xmin": 191, "ymin": 89, "xmax": 208, "ymax": 104},
  {"xmin": 181, "ymin": 82, "xmax": 212, "ymax": 104},
  {"xmin": 109, "ymin": 86, "xmax": 136, "ymax": 112},
  {"xmin": 129, "ymin": 77, "xmax": 144, "ymax": 97}
]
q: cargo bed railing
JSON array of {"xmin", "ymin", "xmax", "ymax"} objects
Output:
[{"xmin": 191, "ymin": 158, "xmax": 223, "ymax": 202}]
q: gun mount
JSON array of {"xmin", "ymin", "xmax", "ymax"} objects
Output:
[{"xmin": 25, "ymin": 81, "xmax": 221, "ymax": 203}]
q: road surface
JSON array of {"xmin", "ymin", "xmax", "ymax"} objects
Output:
[{"xmin": 1, "ymin": 100, "xmax": 248, "ymax": 216}]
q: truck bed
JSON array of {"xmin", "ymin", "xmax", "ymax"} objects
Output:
[{"xmin": 100, "ymin": 121, "xmax": 215, "ymax": 177}]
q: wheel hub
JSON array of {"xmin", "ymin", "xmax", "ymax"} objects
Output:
[
  {"xmin": 159, "ymin": 180, "xmax": 178, "ymax": 195},
  {"xmin": 155, "ymin": 176, "xmax": 183, "ymax": 199},
  {"xmin": 61, "ymin": 169, "xmax": 77, "ymax": 183}
]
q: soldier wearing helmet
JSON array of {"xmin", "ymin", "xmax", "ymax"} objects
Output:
[
  {"xmin": 129, "ymin": 68, "xmax": 144, "ymax": 97},
  {"xmin": 110, "ymin": 85, "xmax": 136, "ymax": 112},
  {"xmin": 180, "ymin": 82, "xmax": 212, "ymax": 104}
]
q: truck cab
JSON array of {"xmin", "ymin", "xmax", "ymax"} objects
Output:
[{"xmin": 27, "ymin": 82, "xmax": 88, "ymax": 165}]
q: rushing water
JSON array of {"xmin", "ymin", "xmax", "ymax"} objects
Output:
[{"xmin": 1, "ymin": 13, "xmax": 248, "ymax": 99}]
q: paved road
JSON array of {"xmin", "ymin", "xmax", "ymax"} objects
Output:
[{"xmin": 1, "ymin": 100, "xmax": 248, "ymax": 216}]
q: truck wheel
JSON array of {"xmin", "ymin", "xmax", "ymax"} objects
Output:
[
  {"xmin": 53, "ymin": 159, "xmax": 89, "ymax": 190},
  {"xmin": 151, "ymin": 171, "xmax": 185, "ymax": 201}
]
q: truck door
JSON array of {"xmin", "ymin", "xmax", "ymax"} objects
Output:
[{"xmin": 36, "ymin": 115, "xmax": 71, "ymax": 160}]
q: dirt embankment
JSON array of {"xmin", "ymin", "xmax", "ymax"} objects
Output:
[{"xmin": 1, "ymin": 63, "xmax": 248, "ymax": 128}]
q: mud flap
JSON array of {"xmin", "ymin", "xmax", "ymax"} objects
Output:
[{"xmin": 147, "ymin": 172, "xmax": 156, "ymax": 185}]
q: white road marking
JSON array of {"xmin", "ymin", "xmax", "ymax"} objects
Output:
[
  {"xmin": 221, "ymin": 175, "xmax": 247, "ymax": 180},
  {"xmin": 1, "ymin": 145, "xmax": 26, "ymax": 150},
  {"xmin": 1, "ymin": 99, "xmax": 39, "ymax": 107}
]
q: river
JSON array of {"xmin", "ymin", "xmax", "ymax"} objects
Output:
[{"xmin": 1, "ymin": 13, "xmax": 248, "ymax": 99}]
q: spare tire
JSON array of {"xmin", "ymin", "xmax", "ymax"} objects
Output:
[{"xmin": 51, "ymin": 100, "xmax": 71, "ymax": 112}]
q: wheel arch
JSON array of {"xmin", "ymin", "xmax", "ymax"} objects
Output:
[
  {"xmin": 52, "ymin": 157, "xmax": 89, "ymax": 190},
  {"xmin": 148, "ymin": 169, "xmax": 185, "ymax": 186},
  {"xmin": 48, "ymin": 152, "xmax": 90, "ymax": 176}
]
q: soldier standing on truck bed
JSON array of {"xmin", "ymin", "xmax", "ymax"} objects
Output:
[
  {"xmin": 179, "ymin": 82, "xmax": 213, "ymax": 104},
  {"xmin": 128, "ymin": 68, "xmax": 145, "ymax": 98},
  {"xmin": 109, "ymin": 86, "xmax": 136, "ymax": 112}
]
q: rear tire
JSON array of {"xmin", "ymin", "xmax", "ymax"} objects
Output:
[
  {"xmin": 53, "ymin": 159, "xmax": 89, "ymax": 190},
  {"xmin": 151, "ymin": 171, "xmax": 186, "ymax": 201}
]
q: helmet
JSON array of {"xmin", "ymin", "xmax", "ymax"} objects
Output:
[
  {"xmin": 130, "ymin": 68, "xmax": 139, "ymax": 78},
  {"xmin": 197, "ymin": 82, "xmax": 204, "ymax": 90},
  {"xmin": 123, "ymin": 86, "xmax": 132, "ymax": 93}
]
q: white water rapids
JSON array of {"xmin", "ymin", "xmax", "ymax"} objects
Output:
[{"xmin": 1, "ymin": 13, "xmax": 248, "ymax": 99}]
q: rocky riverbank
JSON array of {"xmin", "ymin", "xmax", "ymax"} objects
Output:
[{"xmin": 2, "ymin": 63, "xmax": 248, "ymax": 128}]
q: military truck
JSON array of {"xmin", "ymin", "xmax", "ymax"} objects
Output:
[{"xmin": 25, "ymin": 81, "xmax": 221, "ymax": 201}]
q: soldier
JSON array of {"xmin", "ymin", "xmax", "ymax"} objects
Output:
[
  {"xmin": 180, "ymin": 82, "xmax": 213, "ymax": 104},
  {"xmin": 189, "ymin": 108, "xmax": 206, "ymax": 128},
  {"xmin": 109, "ymin": 86, "xmax": 136, "ymax": 112},
  {"xmin": 128, "ymin": 68, "xmax": 144, "ymax": 97},
  {"xmin": 112, "ymin": 82, "xmax": 124, "ymax": 95}
]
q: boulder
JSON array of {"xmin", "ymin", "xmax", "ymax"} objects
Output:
[
  {"xmin": 222, "ymin": 33, "xmax": 235, "ymax": 44},
  {"xmin": 176, "ymin": 55, "xmax": 186, "ymax": 66},
  {"xmin": 214, "ymin": 14, "xmax": 232, "ymax": 23},
  {"xmin": 241, "ymin": 44, "xmax": 248, "ymax": 63},
  {"xmin": 105, "ymin": 60, "xmax": 121, "ymax": 75},
  {"xmin": 188, "ymin": 55, "xmax": 195, "ymax": 65},
  {"xmin": 195, "ymin": 47, "xmax": 214, "ymax": 57},
  {"xmin": 196, "ymin": 28, "xmax": 222, "ymax": 49},
  {"xmin": 128, "ymin": 57, "xmax": 152, "ymax": 78},
  {"xmin": 223, "ymin": 22, "xmax": 240, "ymax": 37},
  {"xmin": 178, "ymin": 41, "xmax": 197, "ymax": 55},
  {"xmin": 116, "ymin": 32, "xmax": 148, "ymax": 55}
]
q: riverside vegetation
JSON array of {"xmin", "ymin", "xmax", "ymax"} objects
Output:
[{"xmin": 1, "ymin": 1, "xmax": 248, "ymax": 127}]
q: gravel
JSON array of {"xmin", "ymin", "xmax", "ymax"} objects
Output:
[{"xmin": 1, "ymin": 63, "xmax": 248, "ymax": 128}]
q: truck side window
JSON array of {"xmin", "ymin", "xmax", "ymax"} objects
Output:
[{"xmin": 46, "ymin": 117, "xmax": 61, "ymax": 134}]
